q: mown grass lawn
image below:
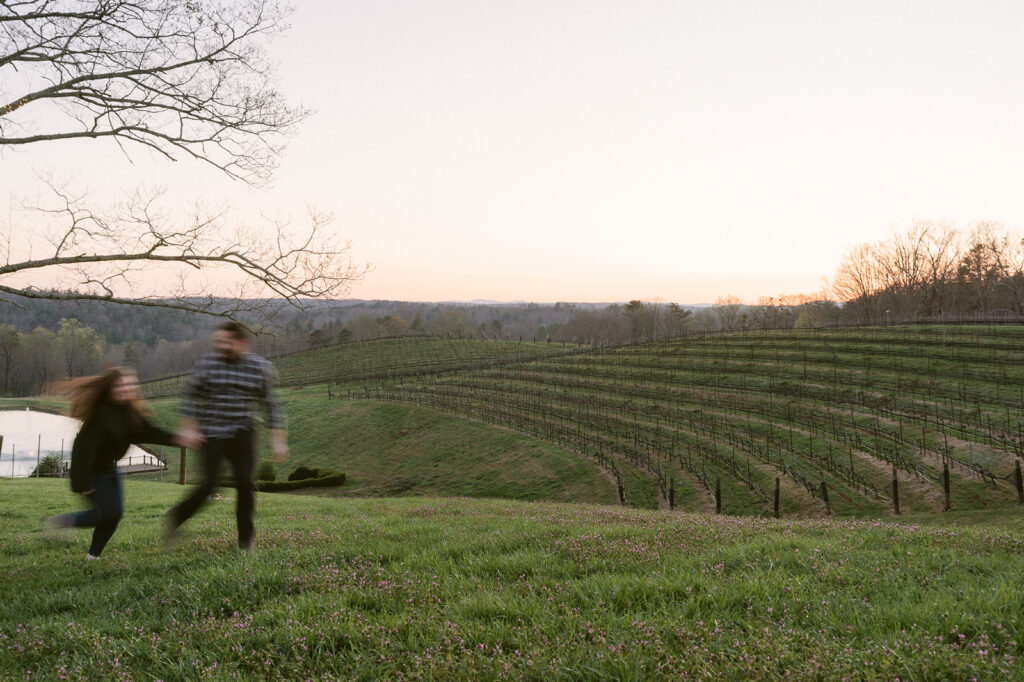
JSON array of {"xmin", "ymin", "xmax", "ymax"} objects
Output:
[{"xmin": 2, "ymin": 479, "xmax": 1022, "ymax": 680}]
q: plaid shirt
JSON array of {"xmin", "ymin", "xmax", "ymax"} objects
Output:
[{"xmin": 181, "ymin": 351, "xmax": 285, "ymax": 438}]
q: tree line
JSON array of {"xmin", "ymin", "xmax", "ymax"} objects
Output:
[
  {"xmin": 4, "ymin": 216, "xmax": 1023, "ymax": 397},
  {"xmin": 831, "ymin": 221, "xmax": 1024, "ymax": 323}
]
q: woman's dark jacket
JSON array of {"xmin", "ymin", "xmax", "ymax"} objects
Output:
[{"xmin": 69, "ymin": 402, "xmax": 177, "ymax": 493}]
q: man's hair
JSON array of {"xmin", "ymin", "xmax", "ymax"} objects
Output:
[{"xmin": 217, "ymin": 320, "xmax": 251, "ymax": 342}]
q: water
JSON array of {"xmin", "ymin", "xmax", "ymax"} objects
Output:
[{"xmin": 0, "ymin": 409, "xmax": 162, "ymax": 478}]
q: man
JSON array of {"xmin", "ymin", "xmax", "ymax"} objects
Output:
[{"xmin": 166, "ymin": 321, "xmax": 288, "ymax": 550}]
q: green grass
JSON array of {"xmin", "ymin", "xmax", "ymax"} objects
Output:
[
  {"xmin": 2, "ymin": 479, "xmax": 1023, "ymax": 680},
  {"xmin": 265, "ymin": 392, "xmax": 618, "ymax": 503},
  {"xmin": 4, "ymin": 389, "xmax": 619, "ymax": 507}
]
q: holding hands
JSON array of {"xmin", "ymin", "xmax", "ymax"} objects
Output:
[{"xmin": 174, "ymin": 428, "xmax": 205, "ymax": 450}]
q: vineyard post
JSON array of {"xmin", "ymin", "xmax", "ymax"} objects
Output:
[
  {"xmin": 669, "ymin": 477, "xmax": 675, "ymax": 510},
  {"xmin": 942, "ymin": 462, "xmax": 951, "ymax": 511},
  {"xmin": 178, "ymin": 447, "xmax": 187, "ymax": 485},
  {"xmin": 715, "ymin": 478, "xmax": 721, "ymax": 514},
  {"xmin": 892, "ymin": 465, "xmax": 900, "ymax": 515},
  {"xmin": 820, "ymin": 474, "xmax": 831, "ymax": 515},
  {"xmin": 1015, "ymin": 461, "xmax": 1023, "ymax": 505},
  {"xmin": 773, "ymin": 477, "xmax": 780, "ymax": 518}
]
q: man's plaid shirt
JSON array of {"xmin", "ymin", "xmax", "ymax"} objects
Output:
[{"xmin": 181, "ymin": 351, "xmax": 286, "ymax": 439}]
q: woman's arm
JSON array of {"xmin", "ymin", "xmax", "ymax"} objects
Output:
[{"xmin": 135, "ymin": 416, "xmax": 180, "ymax": 447}]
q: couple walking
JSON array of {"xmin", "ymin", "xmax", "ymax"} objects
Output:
[{"xmin": 48, "ymin": 321, "xmax": 288, "ymax": 560}]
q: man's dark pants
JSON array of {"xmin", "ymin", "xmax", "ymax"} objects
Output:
[{"xmin": 168, "ymin": 429, "xmax": 256, "ymax": 548}]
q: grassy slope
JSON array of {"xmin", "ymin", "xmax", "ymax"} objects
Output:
[
  {"xmin": 2, "ymin": 479, "xmax": 1022, "ymax": 680},
  {"xmin": 144, "ymin": 387, "xmax": 617, "ymax": 506}
]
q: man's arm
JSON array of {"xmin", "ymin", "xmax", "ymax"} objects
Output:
[
  {"xmin": 269, "ymin": 429, "xmax": 289, "ymax": 463},
  {"xmin": 262, "ymin": 359, "xmax": 289, "ymax": 462}
]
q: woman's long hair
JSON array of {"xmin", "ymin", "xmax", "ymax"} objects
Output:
[{"xmin": 61, "ymin": 367, "xmax": 150, "ymax": 426}]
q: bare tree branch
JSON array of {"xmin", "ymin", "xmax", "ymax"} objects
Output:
[
  {"xmin": 0, "ymin": 183, "xmax": 370, "ymax": 321},
  {"xmin": 0, "ymin": 0, "xmax": 308, "ymax": 184}
]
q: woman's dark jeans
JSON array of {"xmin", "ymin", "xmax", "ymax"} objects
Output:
[{"xmin": 67, "ymin": 472, "xmax": 124, "ymax": 556}]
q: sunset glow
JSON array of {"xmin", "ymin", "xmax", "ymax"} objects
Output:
[{"xmin": 3, "ymin": 0, "xmax": 1022, "ymax": 304}]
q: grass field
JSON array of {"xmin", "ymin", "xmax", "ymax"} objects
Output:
[
  {"xmin": 2, "ymin": 479, "xmax": 1022, "ymax": 680},
  {"xmin": 13, "ymin": 326, "xmax": 1024, "ymax": 518},
  {"xmin": 0, "ymin": 388, "xmax": 619, "ymax": 506},
  {"xmin": 138, "ymin": 388, "xmax": 619, "ymax": 505}
]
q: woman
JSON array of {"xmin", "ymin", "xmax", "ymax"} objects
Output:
[{"xmin": 46, "ymin": 367, "xmax": 198, "ymax": 560}]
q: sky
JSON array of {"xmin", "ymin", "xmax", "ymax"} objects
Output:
[{"xmin": 3, "ymin": 0, "xmax": 1024, "ymax": 304}]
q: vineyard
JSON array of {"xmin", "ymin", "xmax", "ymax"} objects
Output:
[
  {"xmin": 362, "ymin": 326, "xmax": 1024, "ymax": 516},
  {"xmin": 140, "ymin": 336, "xmax": 573, "ymax": 398},
  {"xmin": 140, "ymin": 326, "xmax": 1024, "ymax": 517}
]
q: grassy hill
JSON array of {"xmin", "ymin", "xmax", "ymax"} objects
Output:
[
  {"xmin": 12, "ymin": 325, "xmax": 1024, "ymax": 518},
  {"xmin": 365, "ymin": 326, "xmax": 1024, "ymax": 516},
  {"xmin": 2, "ymin": 479, "xmax": 1022, "ymax": 680},
  {"xmin": 0, "ymin": 389, "xmax": 617, "ymax": 506}
]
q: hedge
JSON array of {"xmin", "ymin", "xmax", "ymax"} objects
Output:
[{"xmin": 256, "ymin": 471, "xmax": 346, "ymax": 492}]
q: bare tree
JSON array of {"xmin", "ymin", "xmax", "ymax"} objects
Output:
[
  {"xmin": 712, "ymin": 295, "xmax": 744, "ymax": 331},
  {"xmin": 917, "ymin": 222, "xmax": 961, "ymax": 318},
  {"xmin": 1, "ymin": 0, "xmax": 307, "ymax": 184},
  {"xmin": 831, "ymin": 242, "xmax": 885, "ymax": 323},
  {"xmin": 958, "ymin": 222, "xmax": 1004, "ymax": 316},
  {"xmin": 988, "ymin": 231, "xmax": 1024, "ymax": 316},
  {"xmin": 0, "ymin": 183, "xmax": 369, "ymax": 319},
  {"xmin": 1, "ymin": 1, "xmax": 367, "ymax": 319}
]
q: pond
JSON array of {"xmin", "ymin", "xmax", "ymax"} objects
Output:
[{"xmin": 0, "ymin": 409, "xmax": 165, "ymax": 478}]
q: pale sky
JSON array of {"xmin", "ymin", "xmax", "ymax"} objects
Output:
[{"xmin": 4, "ymin": 0, "xmax": 1024, "ymax": 304}]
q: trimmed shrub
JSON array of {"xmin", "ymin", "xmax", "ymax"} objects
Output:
[
  {"xmin": 257, "ymin": 471, "xmax": 346, "ymax": 492},
  {"xmin": 288, "ymin": 465, "xmax": 319, "ymax": 481},
  {"xmin": 256, "ymin": 460, "xmax": 277, "ymax": 482}
]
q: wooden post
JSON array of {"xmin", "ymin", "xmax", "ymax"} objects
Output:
[
  {"xmin": 715, "ymin": 478, "xmax": 721, "ymax": 514},
  {"xmin": 892, "ymin": 465, "xmax": 900, "ymax": 515},
  {"xmin": 942, "ymin": 463, "xmax": 951, "ymax": 511},
  {"xmin": 178, "ymin": 446, "xmax": 187, "ymax": 485},
  {"xmin": 773, "ymin": 477, "xmax": 780, "ymax": 518},
  {"xmin": 669, "ymin": 477, "xmax": 675, "ymax": 510},
  {"xmin": 36, "ymin": 434, "xmax": 41, "ymax": 477},
  {"xmin": 820, "ymin": 477, "xmax": 831, "ymax": 515},
  {"xmin": 1015, "ymin": 461, "xmax": 1023, "ymax": 505}
]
